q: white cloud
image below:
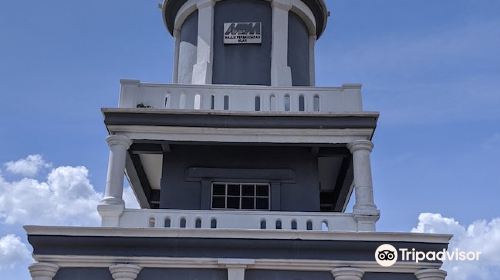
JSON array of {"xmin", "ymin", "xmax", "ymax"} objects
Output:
[
  {"xmin": 412, "ymin": 213, "xmax": 500, "ymax": 280},
  {"xmin": 0, "ymin": 155, "xmax": 139, "ymax": 226},
  {"xmin": 0, "ymin": 235, "xmax": 31, "ymax": 270},
  {"xmin": 4, "ymin": 154, "xmax": 51, "ymax": 177}
]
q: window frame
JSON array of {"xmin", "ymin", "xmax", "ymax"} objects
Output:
[{"xmin": 210, "ymin": 182, "xmax": 271, "ymax": 210}]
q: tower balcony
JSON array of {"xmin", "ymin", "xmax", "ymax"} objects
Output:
[
  {"xmin": 119, "ymin": 80, "xmax": 363, "ymax": 113},
  {"xmin": 118, "ymin": 208, "xmax": 359, "ymax": 232}
]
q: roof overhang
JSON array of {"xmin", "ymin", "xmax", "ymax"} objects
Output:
[{"xmin": 162, "ymin": 0, "xmax": 329, "ymax": 38}]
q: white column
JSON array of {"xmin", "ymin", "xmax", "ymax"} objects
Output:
[
  {"xmin": 192, "ymin": 0, "xmax": 215, "ymax": 84},
  {"xmin": 309, "ymin": 34, "xmax": 316, "ymax": 86},
  {"xmin": 415, "ymin": 269, "xmax": 447, "ymax": 280},
  {"xmin": 110, "ymin": 264, "xmax": 142, "ymax": 280},
  {"xmin": 347, "ymin": 140, "xmax": 380, "ymax": 231},
  {"xmin": 271, "ymin": 0, "xmax": 292, "ymax": 86},
  {"xmin": 331, "ymin": 267, "xmax": 364, "ymax": 280},
  {"xmin": 29, "ymin": 263, "xmax": 59, "ymax": 280},
  {"xmin": 98, "ymin": 135, "xmax": 132, "ymax": 227},
  {"xmin": 173, "ymin": 28, "xmax": 181, "ymax": 83}
]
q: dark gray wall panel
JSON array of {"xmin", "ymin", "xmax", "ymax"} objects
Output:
[
  {"xmin": 29, "ymin": 234, "xmax": 449, "ymax": 263},
  {"xmin": 54, "ymin": 268, "xmax": 113, "ymax": 280},
  {"xmin": 288, "ymin": 12, "xmax": 310, "ymax": 86},
  {"xmin": 178, "ymin": 11, "xmax": 198, "ymax": 84},
  {"xmin": 213, "ymin": 0, "xmax": 272, "ymax": 85},
  {"xmin": 246, "ymin": 270, "xmax": 332, "ymax": 280},
  {"xmin": 138, "ymin": 268, "xmax": 227, "ymax": 280},
  {"xmin": 160, "ymin": 145, "xmax": 320, "ymax": 211},
  {"xmin": 363, "ymin": 272, "xmax": 418, "ymax": 280}
]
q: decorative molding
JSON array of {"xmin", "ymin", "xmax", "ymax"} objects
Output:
[
  {"xmin": 29, "ymin": 262, "xmax": 59, "ymax": 280},
  {"xmin": 347, "ymin": 140, "xmax": 373, "ymax": 153},
  {"xmin": 25, "ymin": 225, "xmax": 452, "ymax": 243},
  {"xmin": 109, "ymin": 264, "xmax": 142, "ymax": 280},
  {"xmin": 331, "ymin": 267, "xmax": 364, "ymax": 280},
  {"xmin": 415, "ymin": 269, "xmax": 447, "ymax": 280},
  {"xmin": 33, "ymin": 255, "xmax": 443, "ymax": 274}
]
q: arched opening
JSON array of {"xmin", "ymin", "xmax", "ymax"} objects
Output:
[
  {"xmin": 164, "ymin": 217, "xmax": 171, "ymax": 228},
  {"xmin": 195, "ymin": 218, "xmax": 202, "ymax": 228},
  {"xmin": 284, "ymin": 94, "xmax": 290, "ymax": 111},
  {"xmin": 275, "ymin": 220, "xmax": 282, "ymax": 230},
  {"xmin": 291, "ymin": 220, "xmax": 297, "ymax": 230},
  {"xmin": 255, "ymin": 95, "xmax": 261, "ymax": 111},
  {"xmin": 313, "ymin": 95, "xmax": 320, "ymax": 112},
  {"xmin": 180, "ymin": 217, "xmax": 187, "ymax": 228},
  {"xmin": 321, "ymin": 221, "xmax": 329, "ymax": 231},
  {"xmin": 210, "ymin": 218, "xmax": 217, "ymax": 229},
  {"xmin": 260, "ymin": 219, "xmax": 267, "ymax": 229},
  {"xmin": 270, "ymin": 95, "xmax": 276, "ymax": 111},
  {"xmin": 299, "ymin": 95, "xmax": 305, "ymax": 111},
  {"xmin": 210, "ymin": 95, "xmax": 215, "ymax": 109},
  {"xmin": 223, "ymin": 95, "xmax": 229, "ymax": 110},
  {"xmin": 306, "ymin": 220, "xmax": 313, "ymax": 230},
  {"xmin": 148, "ymin": 217, "xmax": 156, "ymax": 228}
]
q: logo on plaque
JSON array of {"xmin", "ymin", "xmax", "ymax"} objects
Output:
[{"xmin": 224, "ymin": 22, "xmax": 262, "ymax": 44}]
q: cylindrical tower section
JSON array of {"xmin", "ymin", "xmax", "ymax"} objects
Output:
[{"xmin": 163, "ymin": 0, "xmax": 328, "ymax": 87}]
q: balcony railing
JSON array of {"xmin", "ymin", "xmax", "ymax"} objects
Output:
[
  {"xmin": 119, "ymin": 80, "xmax": 363, "ymax": 113},
  {"xmin": 118, "ymin": 209, "xmax": 358, "ymax": 232}
]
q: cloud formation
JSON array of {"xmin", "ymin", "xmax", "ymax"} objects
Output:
[
  {"xmin": 0, "ymin": 154, "xmax": 139, "ymax": 274},
  {"xmin": 412, "ymin": 213, "xmax": 500, "ymax": 280},
  {"xmin": 0, "ymin": 235, "xmax": 31, "ymax": 270},
  {"xmin": 4, "ymin": 155, "xmax": 51, "ymax": 177}
]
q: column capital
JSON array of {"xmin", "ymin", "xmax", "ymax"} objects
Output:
[
  {"xmin": 197, "ymin": 0, "xmax": 215, "ymax": 9},
  {"xmin": 29, "ymin": 262, "xmax": 59, "ymax": 280},
  {"xmin": 106, "ymin": 135, "xmax": 132, "ymax": 149},
  {"xmin": 415, "ymin": 269, "xmax": 447, "ymax": 280},
  {"xmin": 272, "ymin": 0, "xmax": 293, "ymax": 11},
  {"xmin": 331, "ymin": 267, "xmax": 364, "ymax": 280},
  {"xmin": 347, "ymin": 140, "xmax": 373, "ymax": 153},
  {"xmin": 110, "ymin": 264, "xmax": 142, "ymax": 280}
]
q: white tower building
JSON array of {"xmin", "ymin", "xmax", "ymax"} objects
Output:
[{"xmin": 26, "ymin": 1, "xmax": 450, "ymax": 280}]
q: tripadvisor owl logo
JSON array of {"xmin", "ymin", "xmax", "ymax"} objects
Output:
[
  {"xmin": 374, "ymin": 243, "xmax": 481, "ymax": 267},
  {"xmin": 375, "ymin": 244, "xmax": 398, "ymax": 267}
]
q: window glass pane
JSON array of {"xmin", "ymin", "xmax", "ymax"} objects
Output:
[
  {"xmin": 227, "ymin": 184, "xmax": 240, "ymax": 196},
  {"xmin": 212, "ymin": 197, "xmax": 225, "ymax": 208},
  {"xmin": 242, "ymin": 184, "xmax": 254, "ymax": 196},
  {"xmin": 242, "ymin": 197, "xmax": 255, "ymax": 209},
  {"xmin": 227, "ymin": 197, "xmax": 239, "ymax": 209},
  {"xmin": 213, "ymin": 184, "xmax": 226, "ymax": 195},
  {"xmin": 256, "ymin": 198, "xmax": 269, "ymax": 209},
  {"xmin": 256, "ymin": 185, "xmax": 269, "ymax": 196}
]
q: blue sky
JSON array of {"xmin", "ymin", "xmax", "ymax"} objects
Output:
[{"xmin": 0, "ymin": 0, "xmax": 499, "ymax": 279}]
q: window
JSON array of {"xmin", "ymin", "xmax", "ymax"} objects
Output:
[{"xmin": 211, "ymin": 183, "xmax": 270, "ymax": 210}]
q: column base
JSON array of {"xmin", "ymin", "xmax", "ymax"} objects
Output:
[
  {"xmin": 29, "ymin": 262, "xmax": 59, "ymax": 280},
  {"xmin": 97, "ymin": 200, "xmax": 125, "ymax": 227},
  {"xmin": 353, "ymin": 208, "xmax": 380, "ymax": 232}
]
